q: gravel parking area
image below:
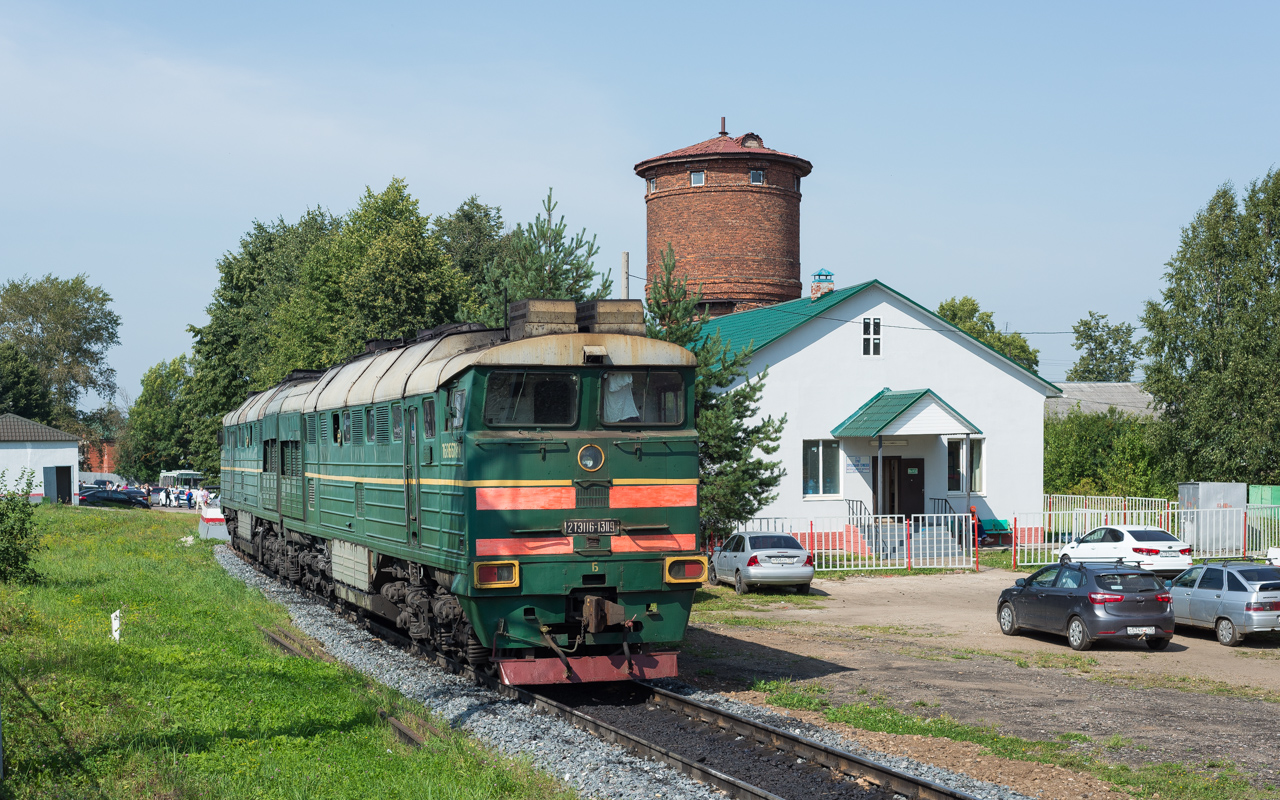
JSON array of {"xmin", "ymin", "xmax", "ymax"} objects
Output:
[{"xmin": 214, "ymin": 545, "xmax": 1038, "ymax": 800}]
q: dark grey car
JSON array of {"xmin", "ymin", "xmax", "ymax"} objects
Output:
[
  {"xmin": 1168, "ymin": 561, "xmax": 1280, "ymax": 646},
  {"xmin": 997, "ymin": 562, "xmax": 1174, "ymax": 651}
]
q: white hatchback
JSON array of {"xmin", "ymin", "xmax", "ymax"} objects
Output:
[{"xmin": 1055, "ymin": 525, "xmax": 1193, "ymax": 577}]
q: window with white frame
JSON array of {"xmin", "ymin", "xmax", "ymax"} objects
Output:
[
  {"xmin": 969, "ymin": 439, "xmax": 984, "ymax": 492},
  {"xmin": 647, "ymin": 177, "xmax": 657, "ymax": 193},
  {"xmin": 947, "ymin": 438, "xmax": 985, "ymax": 494},
  {"xmin": 802, "ymin": 440, "xmax": 841, "ymax": 496},
  {"xmin": 749, "ymin": 169, "xmax": 764, "ymax": 185},
  {"xmin": 862, "ymin": 317, "xmax": 881, "ymax": 356},
  {"xmin": 690, "ymin": 171, "xmax": 705, "ymax": 187}
]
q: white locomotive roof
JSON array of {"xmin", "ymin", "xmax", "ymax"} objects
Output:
[{"xmin": 224, "ymin": 331, "xmax": 697, "ymax": 425}]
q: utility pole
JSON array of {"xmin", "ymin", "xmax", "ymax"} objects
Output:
[{"xmin": 620, "ymin": 251, "xmax": 630, "ymax": 299}]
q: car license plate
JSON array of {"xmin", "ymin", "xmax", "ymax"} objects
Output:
[
  {"xmin": 770, "ymin": 557, "xmax": 790, "ymax": 564},
  {"xmin": 1127, "ymin": 626, "xmax": 1157, "ymax": 635},
  {"xmin": 563, "ymin": 519, "xmax": 619, "ymax": 535},
  {"xmin": 1160, "ymin": 551, "xmax": 1179, "ymax": 557}
]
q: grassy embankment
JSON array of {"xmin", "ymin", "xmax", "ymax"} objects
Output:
[
  {"xmin": 0, "ymin": 506, "xmax": 572, "ymax": 800},
  {"xmin": 750, "ymin": 678, "xmax": 1262, "ymax": 800}
]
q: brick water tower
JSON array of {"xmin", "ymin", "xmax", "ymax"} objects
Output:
[{"xmin": 634, "ymin": 120, "xmax": 813, "ymax": 315}]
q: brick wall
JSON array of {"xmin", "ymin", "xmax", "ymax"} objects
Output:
[{"xmin": 641, "ymin": 158, "xmax": 804, "ymax": 314}]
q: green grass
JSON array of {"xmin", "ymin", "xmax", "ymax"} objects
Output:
[
  {"xmin": 691, "ymin": 583, "xmax": 824, "ymax": 613},
  {"xmin": 0, "ymin": 506, "xmax": 572, "ymax": 800},
  {"xmin": 751, "ymin": 688, "xmax": 1258, "ymax": 799}
]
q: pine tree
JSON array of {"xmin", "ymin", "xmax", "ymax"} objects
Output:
[
  {"xmin": 646, "ymin": 246, "xmax": 786, "ymax": 540},
  {"xmin": 476, "ymin": 190, "xmax": 611, "ymax": 326}
]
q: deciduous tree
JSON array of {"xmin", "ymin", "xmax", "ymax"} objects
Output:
[
  {"xmin": 1142, "ymin": 171, "xmax": 1280, "ymax": 483},
  {"xmin": 936, "ymin": 295, "xmax": 1039, "ymax": 371},
  {"xmin": 1066, "ymin": 311, "xmax": 1143, "ymax": 382},
  {"xmin": 0, "ymin": 341, "xmax": 52, "ymax": 423},
  {"xmin": 646, "ymin": 246, "xmax": 786, "ymax": 539},
  {"xmin": 119, "ymin": 356, "xmax": 191, "ymax": 482},
  {"xmin": 433, "ymin": 196, "xmax": 513, "ymax": 278},
  {"xmin": 0, "ymin": 273, "xmax": 121, "ymax": 421}
]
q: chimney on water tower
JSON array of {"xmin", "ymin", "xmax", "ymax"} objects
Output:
[{"xmin": 810, "ymin": 269, "xmax": 834, "ymax": 300}]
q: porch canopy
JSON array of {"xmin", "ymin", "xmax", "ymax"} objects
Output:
[
  {"xmin": 831, "ymin": 388, "xmax": 981, "ymax": 516},
  {"xmin": 830, "ymin": 388, "xmax": 981, "ymax": 439}
]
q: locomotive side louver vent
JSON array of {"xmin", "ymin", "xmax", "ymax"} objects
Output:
[
  {"xmin": 375, "ymin": 406, "xmax": 391, "ymax": 444},
  {"xmin": 355, "ymin": 483, "xmax": 365, "ymax": 516},
  {"xmin": 576, "ymin": 484, "xmax": 609, "ymax": 509},
  {"xmin": 352, "ymin": 410, "xmax": 365, "ymax": 444},
  {"xmin": 319, "ymin": 415, "xmax": 329, "ymax": 443},
  {"xmin": 306, "ymin": 414, "xmax": 317, "ymax": 445},
  {"xmin": 308, "ymin": 479, "xmax": 315, "ymax": 509}
]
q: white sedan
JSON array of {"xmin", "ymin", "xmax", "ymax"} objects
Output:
[{"xmin": 1056, "ymin": 525, "xmax": 1193, "ymax": 577}]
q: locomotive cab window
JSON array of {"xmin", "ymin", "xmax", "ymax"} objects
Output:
[
  {"xmin": 601, "ymin": 371, "xmax": 685, "ymax": 425},
  {"xmin": 484, "ymin": 371, "xmax": 579, "ymax": 427},
  {"xmin": 423, "ymin": 397, "xmax": 436, "ymax": 437},
  {"xmin": 342, "ymin": 410, "xmax": 351, "ymax": 444},
  {"xmin": 391, "ymin": 404, "xmax": 403, "ymax": 441},
  {"xmin": 331, "ymin": 412, "xmax": 341, "ymax": 445},
  {"xmin": 365, "ymin": 409, "xmax": 375, "ymax": 443}
]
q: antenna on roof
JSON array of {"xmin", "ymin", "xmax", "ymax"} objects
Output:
[{"xmin": 720, "ymin": 116, "xmax": 726, "ymax": 136}]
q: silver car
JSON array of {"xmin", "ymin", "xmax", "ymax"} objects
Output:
[
  {"xmin": 1168, "ymin": 561, "xmax": 1280, "ymax": 646},
  {"xmin": 709, "ymin": 532, "xmax": 815, "ymax": 595}
]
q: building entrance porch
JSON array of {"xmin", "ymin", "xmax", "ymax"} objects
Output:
[{"xmin": 870, "ymin": 456, "xmax": 924, "ymax": 516}]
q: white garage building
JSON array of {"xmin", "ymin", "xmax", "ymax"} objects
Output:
[
  {"xmin": 706, "ymin": 275, "xmax": 1060, "ymax": 523},
  {"xmin": 0, "ymin": 413, "xmax": 80, "ymax": 504}
]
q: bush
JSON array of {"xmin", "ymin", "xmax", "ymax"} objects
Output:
[
  {"xmin": 1044, "ymin": 407, "xmax": 1172, "ymax": 498},
  {"xmin": 0, "ymin": 469, "xmax": 43, "ymax": 583}
]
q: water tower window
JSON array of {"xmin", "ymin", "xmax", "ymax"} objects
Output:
[
  {"xmin": 749, "ymin": 170, "xmax": 765, "ymax": 185},
  {"xmin": 647, "ymin": 177, "xmax": 657, "ymax": 193},
  {"xmin": 689, "ymin": 171, "xmax": 705, "ymax": 187},
  {"xmin": 794, "ymin": 176, "xmax": 802, "ymax": 191}
]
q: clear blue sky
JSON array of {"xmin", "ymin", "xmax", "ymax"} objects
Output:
[{"xmin": 3, "ymin": 1, "xmax": 1278, "ymax": 405}]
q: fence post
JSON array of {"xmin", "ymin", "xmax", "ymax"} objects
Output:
[
  {"xmin": 1012, "ymin": 516, "xmax": 1018, "ymax": 570},
  {"xmin": 1243, "ymin": 510, "xmax": 1249, "ymax": 558},
  {"xmin": 906, "ymin": 520, "xmax": 912, "ymax": 572},
  {"xmin": 973, "ymin": 516, "xmax": 980, "ymax": 572}
]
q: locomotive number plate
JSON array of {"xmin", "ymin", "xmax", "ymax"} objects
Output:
[{"xmin": 564, "ymin": 519, "xmax": 619, "ymax": 535}]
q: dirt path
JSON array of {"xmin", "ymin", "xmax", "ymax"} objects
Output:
[{"xmin": 681, "ymin": 570, "xmax": 1280, "ymax": 796}]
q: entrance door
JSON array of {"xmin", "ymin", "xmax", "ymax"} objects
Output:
[
  {"xmin": 900, "ymin": 459, "xmax": 924, "ymax": 517},
  {"xmin": 403, "ymin": 406, "xmax": 420, "ymax": 545},
  {"xmin": 870, "ymin": 456, "xmax": 901, "ymax": 516},
  {"xmin": 55, "ymin": 466, "xmax": 71, "ymax": 504}
]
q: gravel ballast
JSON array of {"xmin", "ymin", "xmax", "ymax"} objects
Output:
[{"xmin": 215, "ymin": 545, "xmax": 1036, "ymax": 800}]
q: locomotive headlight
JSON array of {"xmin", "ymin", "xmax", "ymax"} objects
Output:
[
  {"xmin": 474, "ymin": 561, "xmax": 520, "ymax": 589},
  {"xmin": 577, "ymin": 444, "xmax": 604, "ymax": 472},
  {"xmin": 663, "ymin": 556, "xmax": 707, "ymax": 584}
]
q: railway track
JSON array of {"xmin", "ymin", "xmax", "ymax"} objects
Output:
[{"xmin": 232, "ymin": 547, "xmax": 984, "ymax": 800}]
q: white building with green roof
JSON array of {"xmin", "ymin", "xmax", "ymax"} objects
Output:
[{"xmin": 704, "ymin": 276, "xmax": 1060, "ymax": 522}]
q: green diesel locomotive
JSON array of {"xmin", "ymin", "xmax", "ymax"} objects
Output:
[{"xmin": 220, "ymin": 300, "xmax": 706, "ymax": 685}]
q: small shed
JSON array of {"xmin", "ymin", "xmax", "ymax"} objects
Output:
[{"xmin": 0, "ymin": 413, "xmax": 81, "ymax": 504}]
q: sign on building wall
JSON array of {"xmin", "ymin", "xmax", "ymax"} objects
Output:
[{"xmin": 847, "ymin": 455, "xmax": 871, "ymax": 474}]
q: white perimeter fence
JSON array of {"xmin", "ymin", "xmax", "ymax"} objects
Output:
[
  {"xmin": 1013, "ymin": 505, "xmax": 1280, "ymax": 567},
  {"xmin": 1043, "ymin": 494, "xmax": 1174, "ymax": 515},
  {"xmin": 726, "ymin": 514, "xmax": 976, "ymax": 572}
]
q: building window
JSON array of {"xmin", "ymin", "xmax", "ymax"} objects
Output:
[
  {"xmin": 647, "ymin": 177, "xmax": 657, "ymax": 193},
  {"xmin": 794, "ymin": 176, "xmax": 801, "ymax": 191},
  {"xmin": 690, "ymin": 171, "xmax": 705, "ymax": 187},
  {"xmin": 969, "ymin": 439, "xmax": 984, "ymax": 493},
  {"xmin": 749, "ymin": 170, "xmax": 764, "ymax": 185},
  {"xmin": 862, "ymin": 317, "xmax": 881, "ymax": 356},
  {"xmin": 802, "ymin": 440, "xmax": 841, "ymax": 496},
  {"xmin": 947, "ymin": 440, "xmax": 962, "ymax": 492}
]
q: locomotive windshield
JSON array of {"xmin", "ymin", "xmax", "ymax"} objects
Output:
[
  {"xmin": 601, "ymin": 370, "xmax": 684, "ymax": 425},
  {"xmin": 484, "ymin": 371, "xmax": 579, "ymax": 427}
]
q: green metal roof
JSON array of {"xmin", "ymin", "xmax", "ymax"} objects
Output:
[
  {"xmin": 830, "ymin": 388, "xmax": 982, "ymax": 438},
  {"xmin": 701, "ymin": 279, "xmax": 1060, "ymax": 394}
]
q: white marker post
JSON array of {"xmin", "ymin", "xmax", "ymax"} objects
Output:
[{"xmin": 111, "ymin": 609, "xmax": 121, "ymax": 642}]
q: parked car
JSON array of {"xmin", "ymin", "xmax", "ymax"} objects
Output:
[
  {"xmin": 1055, "ymin": 525, "xmax": 1193, "ymax": 577},
  {"xmin": 1167, "ymin": 561, "xmax": 1280, "ymax": 646},
  {"xmin": 997, "ymin": 561, "xmax": 1173, "ymax": 651},
  {"xmin": 709, "ymin": 532, "xmax": 815, "ymax": 595},
  {"xmin": 79, "ymin": 490, "xmax": 150, "ymax": 510}
]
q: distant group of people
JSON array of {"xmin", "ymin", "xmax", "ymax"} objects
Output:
[{"xmin": 151, "ymin": 486, "xmax": 212, "ymax": 509}]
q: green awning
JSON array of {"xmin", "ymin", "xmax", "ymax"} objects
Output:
[{"xmin": 830, "ymin": 388, "xmax": 981, "ymax": 438}]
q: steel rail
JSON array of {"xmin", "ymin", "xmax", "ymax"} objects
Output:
[{"xmin": 231, "ymin": 546, "xmax": 982, "ymax": 800}]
